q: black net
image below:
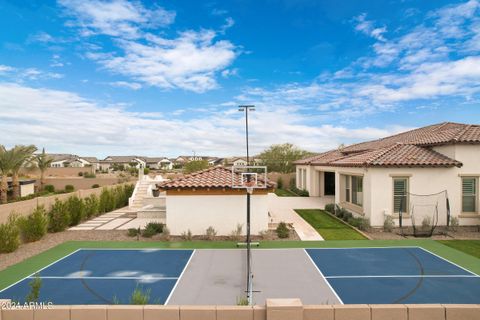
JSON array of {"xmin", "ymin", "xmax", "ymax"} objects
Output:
[{"xmin": 399, "ymin": 190, "xmax": 450, "ymax": 237}]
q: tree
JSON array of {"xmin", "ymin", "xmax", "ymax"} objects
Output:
[
  {"xmin": 258, "ymin": 143, "xmax": 313, "ymax": 173},
  {"xmin": 34, "ymin": 148, "xmax": 54, "ymax": 191},
  {"xmin": 184, "ymin": 160, "xmax": 209, "ymax": 174},
  {"xmin": 0, "ymin": 145, "xmax": 14, "ymax": 204},
  {"xmin": 11, "ymin": 145, "xmax": 37, "ymax": 199}
]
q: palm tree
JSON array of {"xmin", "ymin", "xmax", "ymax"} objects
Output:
[
  {"xmin": 34, "ymin": 148, "xmax": 53, "ymax": 191},
  {"xmin": 0, "ymin": 145, "xmax": 14, "ymax": 204},
  {"xmin": 10, "ymin": 145, "xmax": 37, "ymax": 199}
]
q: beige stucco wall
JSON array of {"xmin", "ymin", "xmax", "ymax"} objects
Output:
[
  {"xmin": 166, "ymin": 194, "xmax": 269, "ymax": 235},
  {"xmin": 20, "ymin": 183, "xmax": 35, "ymax": 197}
]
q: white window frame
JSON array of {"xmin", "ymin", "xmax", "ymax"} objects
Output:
[
  {"xmin": 343, "ymin": 174, "xmax": 363, "ymax": 207},
  {"xmin": 393, "ymin": 177, "xmax": 409, "ymax": 214},
  {"xmin": 462, "ymin": 177, "xmax": 478, "ymax": 213}
]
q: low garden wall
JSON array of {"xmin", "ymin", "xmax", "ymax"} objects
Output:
[
  {"xmin": 0, "ymin": 299, "xmax": 478, "ymax": 320},
  {"xmin": 0, "ymin": 184, "xmax": 127, "ymax": 224},
  {"xmin": 20, "ymin": 167, "xmax": 95, "ymax": 177},
  {"xmin": 36, "ymin": 178, "xmax": 120, "ymax": 191}
]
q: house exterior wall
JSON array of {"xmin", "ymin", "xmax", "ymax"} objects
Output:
[
  {"xmin": 302, "ymin": 144, "xmax": 480, "ymax": 227},
  {"xmin": 166, "ymin": 194, "xmax": 269, "ymax": 235},
  {"xmin": 20, "ymin": 183, "xmax": 35, "ymax": 197}
]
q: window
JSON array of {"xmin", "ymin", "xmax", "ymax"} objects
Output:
[
  {"xmin": 343, "ymin": 175, "xmax": 363, "ymax": 207},
  {"xmin": 345, "ymin": 176, "xmax": 350, "ymax": 202},
  {"xmin": 462, "ymin": 177, "xmax": 477, "ymax": 213},
  {"xmin": 393, "ymin": 178, "xmax": 408, "ymax": 214},
  {"xmin": 352, "ymin": 176, "xmax": 363, "ymax": 206}
]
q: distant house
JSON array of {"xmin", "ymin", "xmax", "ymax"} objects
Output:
[
  {"xmin": 157, "ymin": 167, "xmax": 274, "ymax": 235},
  {"xmin": 224, "ymin": 157, "xmax": 262, "ymax": 167},
  {"xmin": 207, "ymin": 157, "xmax": 223, "ymax": 166},
  {"xmin": 294, "ymin": 122, "xmax": 480, "ymax": 228},
  {"xmin": 99, "ymin": 156, "xmax": 146, "ymax": 171},
  {"xmin": 48, "ymin": 154, "xmax": 98, "ymax": 169},
  {"xmin": 174, "ymin": 155, "xmax": 213, "ymax": 167},
  {"xmin": 145, "ymin": 157, "xmax": 173, "ymax": 170}
]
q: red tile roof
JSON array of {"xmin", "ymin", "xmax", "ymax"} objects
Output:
[
  {"xmin": 295, "ymin": 122, "xmax": 477, "ymax": 168},
  {"xmin": 157, "ymin": 167, "xmax": 273, "ymax": 190}
]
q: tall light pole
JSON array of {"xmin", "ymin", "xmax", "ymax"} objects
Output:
[{"xmin": 238, "ymin": 105, "xmax": 255, "ymax": 305}]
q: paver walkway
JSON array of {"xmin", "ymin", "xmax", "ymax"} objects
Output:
[
  {"xmin": 69, "ymin": 207, "xmax": 164, "ymax": 231},
  {"xmin": 268, "ymin": 193, "xmax": 334, "ymax": 241}
]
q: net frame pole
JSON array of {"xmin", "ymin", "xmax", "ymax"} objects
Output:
[{"xmin": 239, "ymin": 105, "xmax": 255, "ymax": 306}]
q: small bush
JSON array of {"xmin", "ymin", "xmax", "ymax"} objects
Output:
[
  {"xmin": 289, "ymin": 177, "xmax": 296, "ymax": 190},
  {"xmin": 18, "ymin": 206, "xmax": 48, "ymax": 243},
  {"xmin": 99, "ymin": 188, "xmax": 114, "ymax": 213},
  {"xmin": 146, "ymin": 222, "xmax": 164, "ymax": 233},
  {"xmin": 181, "ymin": 229, "xmax": 193, "ymax": 241},
  {"xmin": 162, "ymin": 227, "xmax": 171, "ymax": 241},
  {"xmin": 205, "ymin": 226, "xmax": 217, "ymax": 240},
  {"xmin": 276, "ymin": 177, "xmax": 284, "ymax": 189},
  {"xmin": 128, "ymin": 228, "xmax": 140, "ymax": 237},
  {"xmin": 230, "ymin": 224, "xmax": 243, "ymax": 241},
  {"xmin": 144, "ymin": 168, "xmax": 150, "ymax": 175},
  {"xmin": 44, "ymin": 185, "xmax": 55, "ymax": 193},
  {"xmin": 66, "ymin": 196, "xmax": 85, "ymax": 226},
  {"xmin": 342, "ymin": 211, "xmax": 353, "ymax": 222},
  {"xmin": 276, "ymin": 222, "xmax": 290, "ymax": 239},
  {"xmin": 26, "ymin": 273, "xmax": 42, "ymax": 303},
  {"xmin": 91, "ymin": 184, "xmax": 100, "ymax": 188},
  {"xmin": 324, "ymin": 203, "xmax": 335, "ymax": 214},
  {"xmin": 348, "ymin": 217, "xmax": 370, "ymax": 231},
  {"xmin": 48, "ymin": 199, "xmax": 70, "ymax": 232},
  {"xmin": 449, "ymin": 216, "xmax": 459, "ymax": 232},
  {"xmin": 78, "ymin": 172, "xmax": 84, "ymax": 177},
  {"xmin": 130, "ymin": 285, "xmax": 151, "ymax": 305},
  {"xmin": 84, "ymin": 172, "xmax": 96, "ymax": 178},
  {"xmin": 65, "ymin": 185, "xmax": 75, "ymax": 193},
  {"xmin": 258, "ymin": 230, "xmax": 271, "ymax": 240},
  {"xmin": 383, "ymin": 215, "xmax": 395, "ymax": 232},
  {"xmin": 236, "ymin": 296, "xmax": 249, "ymax": 306},
  {"xmin": 84, "ymin": 194, "xmax": 99, "ymax": 218},
  {"xmin": 0, "ymin": 214, "xmax": 20, "ymax": 253}
]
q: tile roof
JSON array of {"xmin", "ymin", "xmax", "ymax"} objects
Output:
[
  {"xmin": 295, "ymin": 122, "xmax": 478, "ymax": 168},
  {"xmin": 157, "ymin": 167, "xmax": 273, "ymax": 190}
]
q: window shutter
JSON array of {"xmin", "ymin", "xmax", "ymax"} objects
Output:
[{"xmin": 462, "ymin": 178, "xmax": 476, "ymax": 212}]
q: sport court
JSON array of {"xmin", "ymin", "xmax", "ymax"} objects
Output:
[{"xmin": 1, "ymin": 247, "xmax": 479, "ymax": 305}]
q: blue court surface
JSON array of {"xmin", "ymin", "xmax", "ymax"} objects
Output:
[
  {"xmin": 0, "ymin": 249, "xmax": 193, "ymax": 305},
  {"xmin": 306, "ymin": 247, "xmax": 480, "ymax": 304}
]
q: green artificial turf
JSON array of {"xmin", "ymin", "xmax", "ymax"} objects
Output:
[
  {"xmin": 274, "ymin": 189, "xmax": 299, "ymax": 197},
  {"xmin": 1, "ymin": 239, "xmax": 479, "ymax": 291},
  {"xmin": 437, "ymin": 240, "xmax": 480, "ymax": 259},
  {"xmin": 295, "ymin": 209, "xmax": 367, "ymax": 240}
]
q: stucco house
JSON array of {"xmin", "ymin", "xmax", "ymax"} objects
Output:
[
  {"xmin": 145, "ymin": 157, "xmax": 173, "ymax": 170},
  {"xmin": 99, "ymin": 156, "xmax": 146, "ymax": 171},
  {"xmin": 294, "ymin": 122, "xmax": 480, "ymax": 228},
  {"xmin": 157, "ymin": 166, "xmax": 274, "ymax": 235}
]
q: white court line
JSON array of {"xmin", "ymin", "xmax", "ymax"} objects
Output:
[
  {"xmin": 325, "ymin": 275, "xmax": 478, "ymax": 279},
  {"xmin": 0, "ymin": 248, "xmax": 82, "ymax": 293},
  {"xmin": 30, "ymin": 276, "xmax": 178, "ymax": 280},
  {"xmin": 417, "ymin": 247, "xmax": 479, "ymax": 277},
  {"xmin": 164, "ymin": 249, "xmax": 196, "ymax": 305},
  {"xmin": 303, "ymin": 249, "xmax": 344, "ymax": 305}
]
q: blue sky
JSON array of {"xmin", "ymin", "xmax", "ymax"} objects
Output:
[{"xmin": 0, "ymin": 0, "xmax": 479, "ymax": 157}]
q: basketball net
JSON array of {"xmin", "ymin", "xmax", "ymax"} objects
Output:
[{"xmin": 244, "ymin": 180, "xmax": 255, "ymax": 194}]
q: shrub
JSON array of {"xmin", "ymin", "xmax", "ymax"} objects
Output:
[
  {"xmin": 44, "ymin": 185, "xmax": 55, "ymax": 193},
  {"xmin": 236, "ymin": 296, "xmax": 249, "ymax": 306},
  {"xmin": 65, "ymin": 185, "xmax": 75, "ymax": 193},
  {"xmin": 289, "ymin": 177, "xmax": 296, "ymax": 190},
  {"xmin": 84, "ymin": 194, "xmax": 99, "ymax": 218},
  {"xmin": 449, "ymin": 216, "xmax": 459, "ymax": 232},
  {"xmin": 78, "ymin": 172, "xmax": 84, "ymax": 177},
  {"xmin": 130, "ymin": 285, "xmax": 151, "ymax": 305},
  {"xmin": 144, "ymin": 168, "xmax": 150, "ymax": 175},
  {"xmin": 141, "ymin": 227, "xmax": 156, "ymax": 238},
  {"xmin": 383, "ymin": 215, "xmax": 395, "ymax": 232},
  {"xmin": 342, "ymin": 211, "xmax": 353, "ymax": 222},
  {"xmin": 276, "ymin": 222, "xmax": 290, "ymax": 239},
  {"xmin": 276, "ymin": 177, "xmax": 284, "ymax": 189},
  {"xmin": 26, "ymin": 273, "xmax": 42, "ymax": 303},
  {"xmin": 162, "ymin": 227, "xmax": 171, "ymax": 241},
  {"xmin": 99, "ymin": 188, "xmax": 114, "ymax": 213},
  {"xmin": 230, "ymin": 224, "xmax": 243, "ymax": 241},
  {"xmin": 258, "ymin": 230, "xmax": 271, "ymax": 240},
  {"xmin": 48, "ymin": 199, "xmax": 70, "ymax": 232},
  {"xmin": 0, "ymin": 214, "xmax": 20, "ymax": 253},
  {"xmin": 348, "ymin": 217, "xmax": 370, "ymax": 231},
  {"xmin": 298, "ymin": 189, "xmax": 309, "ymax": 197},
  {"xmin": 205, "ymin": 226, "xmax": 217, "ymax": 240},
  {"xmin": 84, "ymin": 172, "xmax": 96, "ymax": 178},
  {"xmin": 181, "ymin": 229, "xmax": 193, "ymax": 241},
  {"xmin": 66, "ymin": 196, "xmax": 85, "ymax": 226},
  {"xmin": 324, "ymin": 203, "xmax": 335, "ymax": 214},
  {"xmin": 128, "ymin": 228, "xmax": 140, "ymax": 237},
  {"xmin": 142, "ymin": 223, "xmax": 163, "ymax": 238},
  {"xmin": 18, "ymin": 206, "xmax": 48, "ymax": 243},
  {"xmin": 91, "ymin": 184, "xmax": 100, "ymax": 189},
  {"xmin": 114, "ymin": 185, "xmax": 126, "ymax": 209}
]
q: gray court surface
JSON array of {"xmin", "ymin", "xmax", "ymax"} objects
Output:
[{"xmin": 167, "ymin": 249, "xmax": 341, "ymax": 305}]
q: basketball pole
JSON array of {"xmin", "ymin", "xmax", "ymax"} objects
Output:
[{"xmin": 239, "ymin": 105, "xmax": 255, "ymax": 305}]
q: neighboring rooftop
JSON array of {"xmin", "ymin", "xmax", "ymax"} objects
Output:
[
  {"xmin": 157, "ymin": 167, "xmax": 273, "ymax": 190},
  {"xmin": 295, "ymin": 122, "xmax": 479, "ymax": 168}
]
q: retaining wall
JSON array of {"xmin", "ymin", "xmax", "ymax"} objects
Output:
[{"xmin": 0, "ymin": 299, "xmax": 478, "ymax": 320}]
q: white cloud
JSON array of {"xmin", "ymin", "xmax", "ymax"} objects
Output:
[
  {"xmin": 0, "ymin": 82, "xmax": 406, "ymax": 156},
  {"xmin": 0, "ymin": 65, "xmax": 14, "ymax": 73},
  {"xmin": 221, "ymin": 68, "xmax": 238, "ymax": 78},
  {"xmin": 59, "ymin": 0, "xmax": 175, "ymax": 39},
  {"xmin": 109, "ymin": 81, "xmax": 142, "ymax": 90},
  {"xmin": 354, "ymin": 13, "xmax": 387, "ymax": 41},
  {"xmin": 88, "ymin": 30, "xmax": 237, "ymax": 92}
]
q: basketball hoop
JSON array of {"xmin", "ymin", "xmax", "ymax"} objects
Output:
[{"xmin": 244, "ymin": 181, "xmax": 255, "ymax": 194}]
